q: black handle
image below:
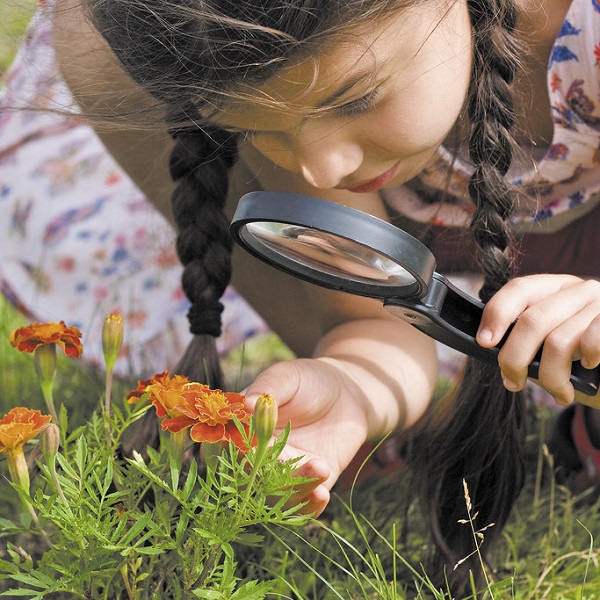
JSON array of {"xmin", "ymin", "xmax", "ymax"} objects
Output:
[{"xmin": 384, "ymin": 274, "xmax": 600, "ymax": 396}]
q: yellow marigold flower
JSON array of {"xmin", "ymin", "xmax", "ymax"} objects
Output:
[
  {"xmin": 0, "ymin": 408, "xmax": 52, "ymax": 492},
  {"xmin": 162, "ymin": 384, "xmax": 255, "ymax": 451},
  {"xmin": 127, "ymin": 371, "xmax": 172, "ymax": 403},
  {"xmin": 10, "ymin": 321, "xmax": 83, "ymax": 358},
  {"xmin": 147, "ymin": 375, "xmax": 197, "ymax": 419}
]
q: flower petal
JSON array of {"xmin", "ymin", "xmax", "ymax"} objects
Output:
[
  {"xmin": 0, "ymin": 408, "xmax": 52, "ymax": 453},
  {"xmin": 10, "ymin": 321, "xmax": 83, "ymax": 358},
  {"xmin": 189, "ymin": 422, "xmax": 226, "ymax": 444},
  {"xmin": 161, "ymin": 415, "xmax": 194, "ymax": 433}
]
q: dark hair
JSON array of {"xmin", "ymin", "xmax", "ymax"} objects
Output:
[
  {"xmin": 86, "ymin": 0, "xmax": 525, "ymax": 590},
  {"xmin": 409, "ymin": 0, "xmax": 526, "ymax": 591}
]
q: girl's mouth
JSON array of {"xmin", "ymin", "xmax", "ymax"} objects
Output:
[{"xmin": 343, "ymin": 162, "xmax": 400, "ymax": 193}]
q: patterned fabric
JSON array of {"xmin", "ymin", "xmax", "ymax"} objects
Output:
[
  {"xmin": 383, "ymin": 0, "xmax": 600, "ymax": 233},
  {"xmin": 0, "ymin": 2, "xmax": 268, "ymax": 377}
]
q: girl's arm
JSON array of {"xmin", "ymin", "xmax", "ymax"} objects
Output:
[{"xmin": 227, "ymin": 145, "xmax": 438, "ymax": 514}]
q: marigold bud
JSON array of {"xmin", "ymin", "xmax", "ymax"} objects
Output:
[
  {"xmin": 7, "ymin": 449, "xmax": 30, "ymax": 492},
  {"xmin": 253, "ymin": 394, "xmax": 278, "ymax": 447},
  {"xmin": 41, "ymin": 423, "xmax": 60, "ymax": 458},
  {"xmin": 33, "ymin": 343, "xmax": 57, "ymax": 387},
  {"xmin": 102, "ymin": 313, "xmax": 124, "ymax": 371}
]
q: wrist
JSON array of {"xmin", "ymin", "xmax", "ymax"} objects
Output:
[
  {"xmin": 315, "ymin": 355, "xmax": 400, "ymax": 440},
  {"xmin": 313, "ymin": 318, "xmax": 437, "ymax": 436}
]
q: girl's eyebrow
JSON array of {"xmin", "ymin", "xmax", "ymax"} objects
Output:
[{"xmin": 314, "ymin": 69, "xmax": 377, "ymax": 109}]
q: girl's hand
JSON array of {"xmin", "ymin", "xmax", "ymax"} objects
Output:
[
  {"xmin": 240, "ymin": 318, "xmax": 435, "ymax": 516},
  {"xmin": 476, "ymin": 274, "xmax": 600, "ymax": 407},
  {"xmin": 242, "ymin": 357, "xmax": 372, "ymax": 516}
]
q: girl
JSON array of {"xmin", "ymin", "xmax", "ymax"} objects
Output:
[{"xmin": 51, "ymin": 0, "xmax": 600, "ymax": 590}]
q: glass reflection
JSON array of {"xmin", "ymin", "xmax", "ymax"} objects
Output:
[{"xmin": 245, "ymin": 222, "xmax": 416, "ymax": 286}]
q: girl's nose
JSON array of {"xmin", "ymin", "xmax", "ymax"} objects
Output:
[{"xmin": 297, "ymin": 140, "xmax": 364, "ymax": 189}]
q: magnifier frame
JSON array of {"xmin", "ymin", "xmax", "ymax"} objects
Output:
[{"xmin": 231, "ymin": 191, "xmax": 436, "ymax": 300}]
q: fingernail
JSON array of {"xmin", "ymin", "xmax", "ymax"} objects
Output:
[
  {"xmin": 477, "ymin": 328, "xmax": 493, "ymax": 345},
  {"xmin": 502, "ymin": 376, "xmax": 520, "ymax": 392},
  {"xmin": 243, "ymin": 393, "xmax": 261, "ymax": 409},
  {"xmin": 553, "ymin": 396, "xmax": 574, "ymax": 407}
]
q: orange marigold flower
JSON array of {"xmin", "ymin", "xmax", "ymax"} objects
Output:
[
  {"xmin": 162, "ymin": 383, "xmax": 254, "ymax": 451},
  {"xmin": 147, "ymin": 375, "xmax": 196, "ymax": 419},
  {"xmin": 10, "ymin": 321, "xmax": 83, "ymax": 358},
  {"xmin": 0, "ymin": 407, "xmax": 52, "ymax": 455},
  {"xmin": 126, "ymin": 371, "xmax": 177, "ymax": 403},
  {"xmin": 126, "ymin": 371, "xmax": 191, "ymax": 419},
  {"xmin": 126, "ymin": 371, "xmax": 171, "ymax": 403}
]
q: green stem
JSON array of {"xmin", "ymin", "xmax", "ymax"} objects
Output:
[
  {"xmin": 105, "ymin": 368, "xmax": 114, "ymax": 446},
  {"xmin": 26, "ymin": 502, "xmax": 52, "ymax": 548},
  {"xmin": 8, "ymin": 451, "xmax": 52, "ymax": 547},
  {"xmin": 7, "ymin": 449, "xmax": 29, "ymax": 491},
  {"xmin": 166, "ymin": 429, "xmax": 187, "ymax": 464},
  {"xmin": 39, "ymin": 379, "xmax": 59, "ymax": 424},
  {"xmin": 121, "ymin": 564, "xmax": 136, "ymax": 600},
  {"xmin": 48, "ymin": 455, "xmax": 73, "ymax": 515},
  {"xmin": 239, "ymin": 441, "xmax": 268, "ymax": 516},
  {"xmin": 201, "ymin": 442, "xmax": 221, "ymax": 473}
]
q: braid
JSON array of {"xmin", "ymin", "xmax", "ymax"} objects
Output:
[
  {"xmin": 409, "ymin": 0, "xmax": 527, "ymax": 592},
  {"xmin": 467, "ymin": 0, "xmax": 519, "ymax": 301},
  {"xmin": 168, "ymin": 106, "xmax": 239, "ymax": 387}
]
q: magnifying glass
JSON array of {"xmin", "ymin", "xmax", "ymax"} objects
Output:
[{"xmin": 230, "ymin": 191, "xmax": 600, "ymax": 396}]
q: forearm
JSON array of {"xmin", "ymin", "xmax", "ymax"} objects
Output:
[{"xmin": 313, "ymin": 317, "xmax": 438, "ymax": 437}]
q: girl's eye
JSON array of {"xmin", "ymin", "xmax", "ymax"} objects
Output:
[{"xmin": 333, "ymin": 88, "xmax": 381, "ymax": 118}]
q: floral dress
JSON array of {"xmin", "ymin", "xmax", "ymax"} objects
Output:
[{"xmin": 0, "ymin": 1, "xmax": 267, "ymax": 377}]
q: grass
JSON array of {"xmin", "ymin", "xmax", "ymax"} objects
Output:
[
  {"xmin": 0, "ymin": 0, "xmax": 36, "ymax": 75},
  {"xmin": 2, "ymin": 296, "xmax": 600, "ymax": 599}
]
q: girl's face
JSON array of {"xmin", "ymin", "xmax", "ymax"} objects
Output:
[{"xmin": 215, "ymin": 0, "xmax": 473, "ymax": 193}]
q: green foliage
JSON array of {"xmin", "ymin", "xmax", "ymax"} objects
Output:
[
  {"xmin": 0, "ymin": 397, "xmax": 312, "ymax": 598},
  {"xmin": 0, "ymin": 0, "xmax": 36, "ymax": 75}
]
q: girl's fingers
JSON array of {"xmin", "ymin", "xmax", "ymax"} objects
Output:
[
  {"xmin": 496, "ymin": 295, "xmax": 594, "ymax": 388},
  {"xmin": 499, "ymin": 305, "xmax": 588, "ymax": 392},
  {"xmin": 580, "ymin": 313, "xmax": 600, "ymax": 369},
  {"xmin": 244, "ymin": 358, "xmax": 343, "ymax": 428},
  {"xmin": 477, "ymin": 275, "xmax": 582, "ymax": 347},
  {"xmin": 475, "ymin": 277, "xmax": 600, "ymax": 393},
  {"xmin": 242, "ymin": 360, "xmax": 302, "ymax": 411},
  {"xmin": 284, "ymin": 458, "xmax": 332, "ymax": 516}
]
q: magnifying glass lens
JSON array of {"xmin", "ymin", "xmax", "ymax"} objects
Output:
[{"xmin": 245, "ymin": 221, "xmax": 417, "ymax": 286}]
